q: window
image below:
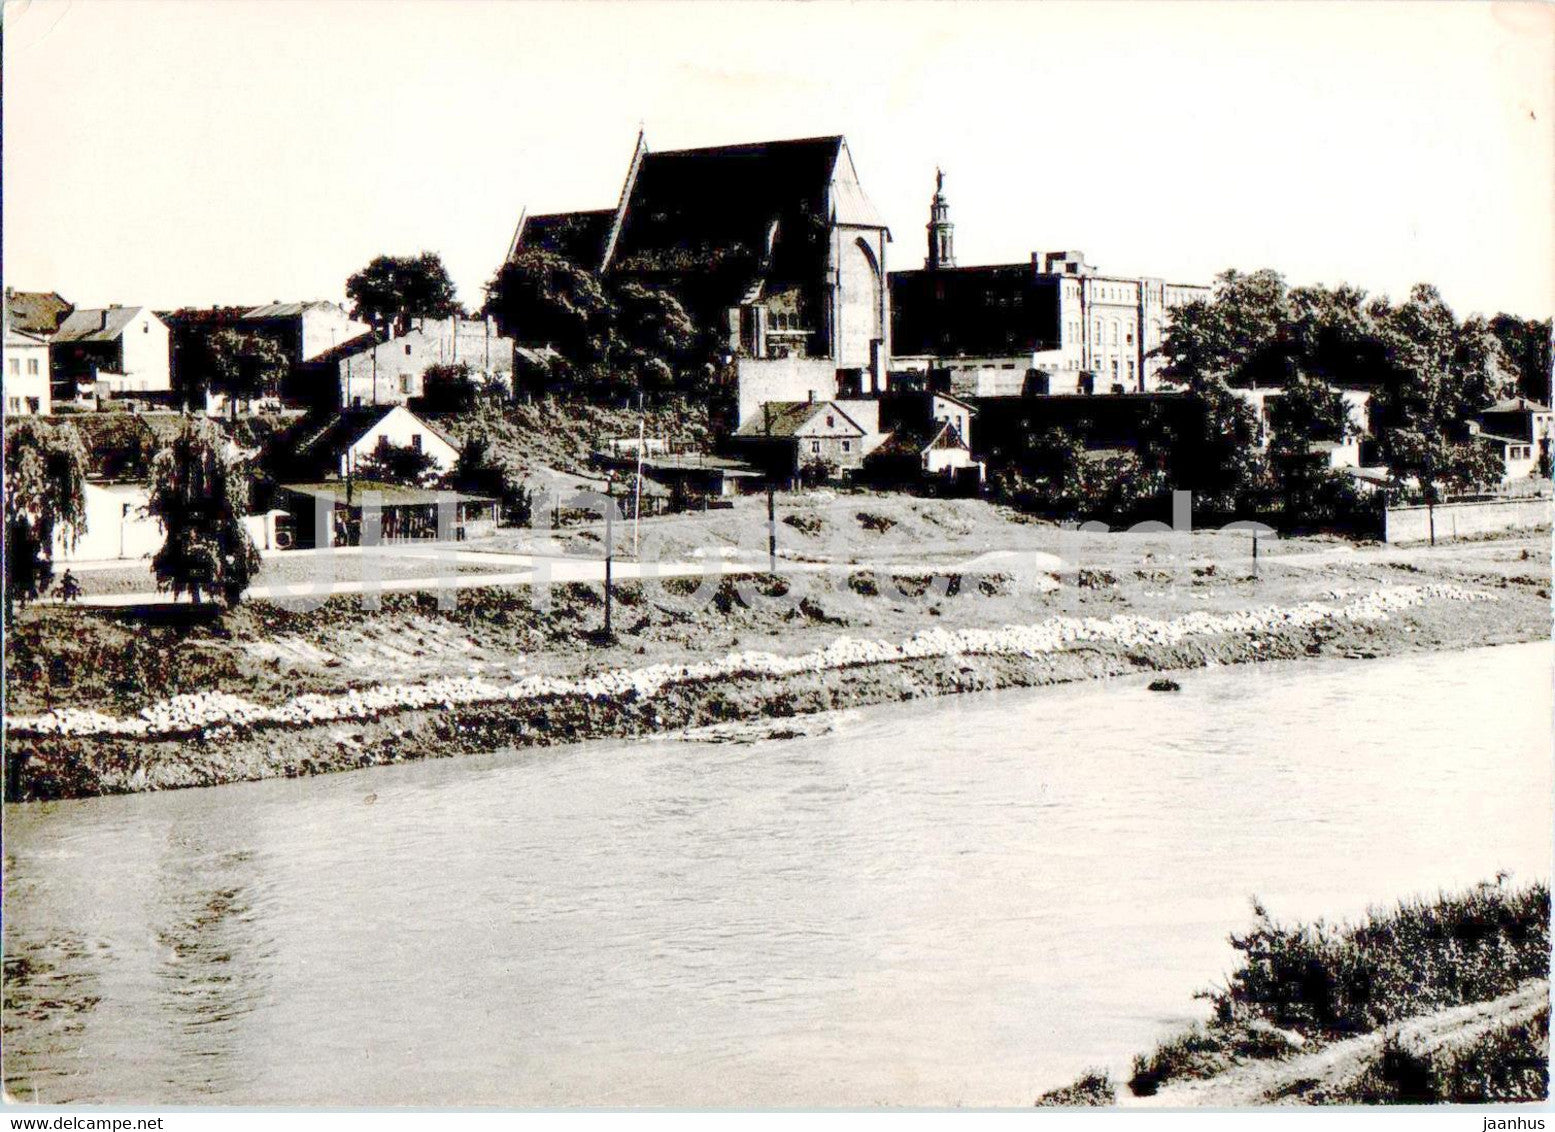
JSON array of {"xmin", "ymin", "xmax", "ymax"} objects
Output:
[
  {"xmin": 826, "ymin": 415, "xmax": 835, "ymax": 427},
  {"xmin": 404, "ymin": 345, "xmax": 413, "ymax": 356},
  {"xmin": 6, "ymin": 396, "xmax": 18, "ymax": 412},
  {"xmin": 399, "ymin": 375, "xmax": 412, "ymax": 394},
  {"xmin": 25, "ymin": 397, "xmax": 39, "ymax": 413},
  {"xmin": 841, "ymin": 440, "xmax": 851, "ymax": 453},
  {"xmin": 811, "ymin": 440, "xmax": 821, "ymax": 453},
  {"xmin": 6, "ymin": 359, "xmax": 17, "ymax": 375},
  {"xmin": 26, "ymin": 358, "xmax": 39, "ymax": 375},
  {"xmin": 411, "ymin": 434, "xmax": 423, "ymax": 452}
]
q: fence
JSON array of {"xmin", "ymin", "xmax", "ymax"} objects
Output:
[{"xmin": 1382, "ymin": 496, "xmax": 1553, "ymax": 544}]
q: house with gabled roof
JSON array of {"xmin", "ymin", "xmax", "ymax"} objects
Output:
[
  {"xmin": 508, "ymin": 133, "xmax": 891, "ymax": 379},
  {"xmin": 283, "ymin": 404, "xmax": 461, "ymax": 482},
  {"xmin": 50, "ymin": 305, "xmax": 172, "ymax": 397},
  {"xmin": 5, "ymin": 288, "xmax": 73, "ymax": 336},
  {"xmin": 729, "ymin": 399, "xmax": 869, "ymax": 481},
  {"xmin": 866, "ymin": 389, "xmax": 984, "ymax": 489}
]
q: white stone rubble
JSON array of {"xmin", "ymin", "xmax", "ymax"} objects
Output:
[{"xmin": 5, "ymin": 584, "xmax": 1496, "ymax": 740}]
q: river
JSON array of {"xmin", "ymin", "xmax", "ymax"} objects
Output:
[{"xmin": 4, "ymin": 642, "xmax": 1550, "ymax": 1107}]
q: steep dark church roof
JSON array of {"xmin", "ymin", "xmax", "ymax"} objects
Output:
[
  {"xmin": 510, "ymin": 135, "xmax": 886, "ymax": 332},
  {"xmin": 513, "ymin": 209, "xmax": 616, "ymax": 266},
  {"xmin": 608, "ymin": 136, "xmax": 845, "ymax": 276}
]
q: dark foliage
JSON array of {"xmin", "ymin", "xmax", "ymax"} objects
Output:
[
  {"xmin": 148, "ymin": 421, "xmax": 262, "ymax": 607},
  {"xmin": 347, "ymin": 252, "xmax": 461, "ymax": 334}
]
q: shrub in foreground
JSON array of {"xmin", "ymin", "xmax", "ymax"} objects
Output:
[
  {"xmin": 1034, "ymin": 1069, "xmax": 1116, "ymax": 1107},
  {"xmin": 1128, "ymin": 880, "xmax": 1550, "ymax": 1098}
]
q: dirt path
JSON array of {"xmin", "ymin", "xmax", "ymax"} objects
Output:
[{"xmin": 1122, "ymin": 980, "xmax": 1550, "ymax": 1107}]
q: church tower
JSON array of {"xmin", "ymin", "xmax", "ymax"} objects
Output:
[{"xmin": 925, "ymin": 168, "xmax": 955, "ymax": 270}]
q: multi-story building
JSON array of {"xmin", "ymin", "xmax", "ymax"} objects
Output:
[
  {"xmin": 50, "ymin": 305, "xmax": 172, "ymax": 398},
  {"xmin": 162, "ymin": 300, "xmax": 373, "ymax": 408},
  {"xmin": 312, "ymin": 316, "xmax": 515, "ymax": 409},
  {"xmin": 890, "ymin": 173, "xmax": 1210, "ymax": 397},
  {"xmin": 3, "ymin": 311, "xmax": 52, "ymax": 416}
]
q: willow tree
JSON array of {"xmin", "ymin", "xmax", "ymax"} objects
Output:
[
  {"xmin": 4, "ymin": 420, "xmax": 88, "ymax": 614},
  {"xmin": 147, "ymin": 421, "xmax": 261, "ymax": 607}
]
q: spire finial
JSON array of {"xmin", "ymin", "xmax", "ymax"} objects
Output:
[{"xmin": 936, "ymin": 166, "xmax": 944, "ymax": 194}]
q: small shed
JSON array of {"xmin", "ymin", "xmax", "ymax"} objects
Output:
[{"xmin": 277, "ymin": 480, "xmax": 499, "ymax": 547}]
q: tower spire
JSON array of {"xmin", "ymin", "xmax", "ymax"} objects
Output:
[{"xmin": 926, "ymin": 167, "xmax": 955, "ymax": 270}]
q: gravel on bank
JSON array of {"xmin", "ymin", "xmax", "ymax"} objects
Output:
[{"xmin": 4, "ymin": 581, "xmax": 1528, "ymax": 802}]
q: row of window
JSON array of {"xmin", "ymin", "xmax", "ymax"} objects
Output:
[
  {"xmin": 6, "ymin": 357, "xmax": 42, "ymax": 375},
  {"xmin": 810, "ymin": 440, "xmax": 851, "ymax": 453}
]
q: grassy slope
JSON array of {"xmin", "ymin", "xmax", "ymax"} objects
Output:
[
  {"xmin": 8, "ymin": 495, "xmax": 1549, "ymax": 719},
  {"xmin": 428, "ymin": 397, "xmax": 713, "ymax": 482},
  {"xmin": 1123, "ymin": 882, "xmax": 1551, "ymax": 1104}
]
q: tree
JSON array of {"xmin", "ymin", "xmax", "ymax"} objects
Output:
[
  {"xmin": 990, "ymin": 426, "xmax": 1164, "ymax": 521},
  {"xmin": 148, "ymin": 422, "xmax": 261, "ymax": 607},
  {"xmin": 444, "ymin": 433, "xmax": 533, "ymax": 526},
  {"xmin": 1160, "ymin": 269, "xmax": 1292, "ymax": 386},
  {"xmin": 208, "ymin": 328, "xmax": 288, "ymax": 416},
  {"xmin": 1265, "ymin": 376, "xmax": 1367, "ymax": 528},
  {"xmin": 1139, "ymin": 377, "xmax": 1270, "ymax": 514},
  {"xmin": 353, "ymin": 441, "xmax": 441, "ymax": 488},
  {"xmin": 1489, "ymin": 315, "xmax": 1553, "ymax": 403},
  {"xmin": 483, "ymin": 250, "xmax": 613, "ymax": 370},
  {"xmin": 346, "ymin": 252, "xmax": 460, "ymax": 335},
  {"xmin": 417, "ymin": 362, "xmax": 485, "ymax": 414},
  {"xmin": 4, "ymin": 421, "xmax": 88, "ymax": 614},
  {"xmin": 1266, "ymin": 374, "xmax": 1353, "ymax": 453},
  {"xmin": 610, "ymin": 281, "xmax": 698, "ymax": 398},
  {"xmin": 1370, "ymin": 286, "xmax": 1515, "ymax": 497}
]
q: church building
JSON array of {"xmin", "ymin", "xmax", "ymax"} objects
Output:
[
  {"xmin": 890, "ymin": 172, "xmax": 1210, "ymax": 398},
  {"xmin": 507, "ymin": 133, "xmax": 891, "ymax": 385}
]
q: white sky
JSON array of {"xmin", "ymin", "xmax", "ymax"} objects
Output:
[{"xmin": 4, "ymin": 0, "xmax": 1552, "ymax": 319}]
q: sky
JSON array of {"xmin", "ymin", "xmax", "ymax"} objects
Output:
[{"xmin": 4, "ymin": 0, "xmax": 1552, "ymax": 319}]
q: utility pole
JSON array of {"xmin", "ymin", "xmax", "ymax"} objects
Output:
[
  {"xmin": 633, "ymin": 390, "xmax": 645, "ymax": 556},
  {"xmin": 603, "ymin": 478, "xmax": 614, "ymax": 640},
  {"xmin": 765, "ymin": 402, "xmax": 777, "ymax": 574}
]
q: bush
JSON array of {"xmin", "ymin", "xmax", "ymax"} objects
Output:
[
  {"xmin": 1035, "ymin": 1070, "xmax": 1116, "ymax": 1107},
  {"xmin": 1127, "ymin": 880, "xmax": 1551, "ymax": 1097},
  {"xmin": 1215, "ymin": 883, "xmax": 1549, "ymax": 1038},
  {"xmin": 782, "ymin": 512, "xmax": 823, "ymax": 536},
  {"xmin": 1321, "ymin": 1008, "xmax": 1549, "ymax": 1104}
]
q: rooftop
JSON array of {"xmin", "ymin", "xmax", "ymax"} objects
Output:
[
  {"xmin": 279, "ymin": 480, "xmax": 495, "ymax": 507},
  {"xmin": 733, "ymin": 400, "xmax": 866, "ymax": 439},
  {"xmin": 54, "ymin": 306, "xmax": 149, "ymax": 343}
]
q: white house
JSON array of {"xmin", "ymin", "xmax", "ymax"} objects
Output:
[
  {"xmin": 1471, "ymin": 397, "xmax": 1554, "ymax": 483},
  {"xmin": 52, "ymin": 305, "xmax": 172, "ymax": 395},
  {"xmin": 289, "ymin": 404, "xmax": 461, "ymax": 480},
  {"xmin": 4, "ymin": 314, "xmax": 52, "ymax": 416}
]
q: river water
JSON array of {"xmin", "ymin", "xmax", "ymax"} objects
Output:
[{"xmin": 4, "ymin": 642, "xmax": 1551, "ymax": 1107}]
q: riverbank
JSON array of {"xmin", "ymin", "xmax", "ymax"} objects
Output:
[
  {"xmin": 5, "ymin": 517, "xmax": 1548, "ymax": 801},
  {"xmin": 1039, "ymin": 881, "xmax": 1551, "ymax": 1107}
]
